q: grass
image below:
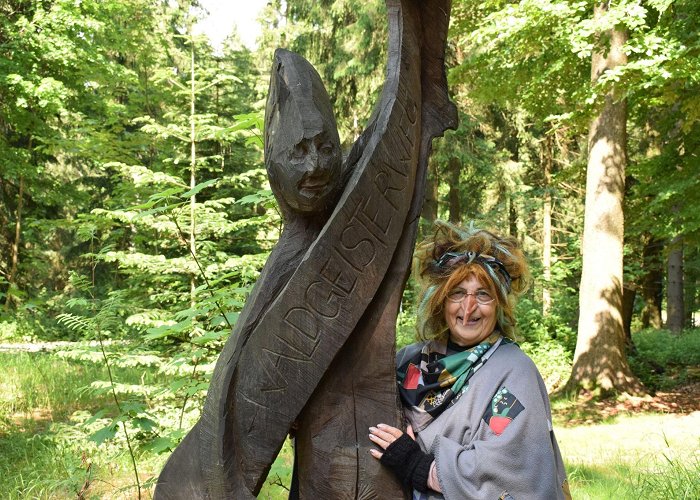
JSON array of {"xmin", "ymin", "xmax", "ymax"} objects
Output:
[
  {"xmin": 555, "ymin": 412, "xmax": 700, "ymax": 499},
  {"xmin": 1, "ymin": 330, "xmax": 699, "ymax": 499},
  {"xmin": 0, "ymin": 350, "xmax": 171, "ymax": 499},
  {"xmin": 0, "ymin": 348, "xmax": 293, "ymax": 499}
]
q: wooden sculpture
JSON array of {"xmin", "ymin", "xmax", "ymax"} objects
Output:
[{"xmin": 155, "ymin": 0, "xmax": 456, "ymax": 497}]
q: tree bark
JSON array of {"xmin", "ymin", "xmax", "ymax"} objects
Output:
[
  {"xmin": 447, "ymin": 156, "xmax": 461, "ymax": 223},
  {"xmin": 566, "ymin": 3, "xmax": 642, "ymax": 395},
  {"xmin": 622, "ymin": 286, "xmax": 635, "ymax": 347},
  {"xmin": 4, "ymin": 175, "xmax": 23, "ymax": 311},
  {"xmin": 189, "ymin": 34, "xmax": 197, "ymax": 308},
  {"xmin": 421, "ymin": 158, "xmax": 438, "ymax": 227},
  {"xmin": 542, "ymin": 135, "xmax": 553, "ymax": 316},
  {"xmin": 640, "ymin": 234, "xmax": 663, "ymax": 329},
  {"xmin": 666, "ymin": 235, "xmax": 684, "ymax": 333},
  {"xmin": 684, "ymin": 246, "xmax": 698, "ymax": 328}
]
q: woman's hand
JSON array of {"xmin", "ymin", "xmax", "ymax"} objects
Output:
[
  {"xmin": 368, "ymin": 423, "xmax": 433, "ymax": 492},
  {"xmin": 368, "ymin": 423, "xmax": 415, "ymax": 459}
]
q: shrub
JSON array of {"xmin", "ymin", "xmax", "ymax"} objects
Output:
[{"xmin": 628, "ymin": 328, "xmax": 700, "ymax": 391}]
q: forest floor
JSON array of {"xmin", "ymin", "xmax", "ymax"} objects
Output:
[{"xmin": 552, "ymin": 381, "xmax": 700, "ymax": 425}]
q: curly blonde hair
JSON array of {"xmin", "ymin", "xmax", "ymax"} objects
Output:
[{"xmin": 414, "ymin": 221, "xmax": 530, "ymax": 342}]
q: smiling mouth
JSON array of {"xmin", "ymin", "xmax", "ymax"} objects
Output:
[
  {"xmin": 299, "ymin": 175, "xmax": 330, "ymax": 193},
  {"xmin": 457, "ymin": 315, "xmax": 480, "ymax": 325}
]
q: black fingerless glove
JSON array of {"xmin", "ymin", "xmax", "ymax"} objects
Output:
[{"xmin": 379, "ymin": 433, "xmax": 434, "ymax": 492}]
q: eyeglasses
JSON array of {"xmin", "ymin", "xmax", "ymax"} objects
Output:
[{"xmin": 446, "ymin": 288, "xmax": 495, "ymax": 305}]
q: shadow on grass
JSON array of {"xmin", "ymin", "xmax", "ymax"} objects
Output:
[
  {"xmin": 549, "ymin": 383, "xmax": 700, "ymax": 427},
  {"xmin": 550, "ymin": 391, "xmax": 629, "ymax": 426}
]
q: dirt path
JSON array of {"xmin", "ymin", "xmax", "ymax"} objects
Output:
[{"xmin": 0, "ymin": 340, "xmax": 119, "ymax": 352}]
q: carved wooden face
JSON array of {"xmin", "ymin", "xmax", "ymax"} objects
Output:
[
  {"xmin": 264, "ymin": 49, "xmax": 343, "ymax": 217},
  {"xmin": 267, "ymin": 127, "xmax": 342, "ymax": 215}
]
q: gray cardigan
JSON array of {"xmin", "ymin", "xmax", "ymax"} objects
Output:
[{"xmin": 398, "ymin": 341, "xmax": 568, "ymax": 500}]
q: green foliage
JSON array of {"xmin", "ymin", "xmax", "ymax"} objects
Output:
[
  {"xmin": 257, "ymin": 439, "xmax": 294, "ymax": 498},
  {"xmin": 516, "ymin": 297, "xmax": 577, "ymax": 351},
  {"xmin": 628, "ymin": 328, "xmax": 700, "ymax": 390},
  {"xmin": 0, "ymin": 350, "xmax": 169, "ymax": 498}
]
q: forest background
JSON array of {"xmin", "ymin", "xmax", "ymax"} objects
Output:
[{"xmin": 1, "ymin": 0, "xmax": 699, "ymax": 498}]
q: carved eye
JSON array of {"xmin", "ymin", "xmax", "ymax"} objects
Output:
[{"xmin": 318, "ymin": 143, "xmax": 334, "ymax": 155}]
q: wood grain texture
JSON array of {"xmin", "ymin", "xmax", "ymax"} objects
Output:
[
  {"xmin": 154, "ymin": 1, "xmax": 456, "ymax": 498},
  {"xmin": 293, "ymin": 1, "xmax": 457, "ymax": 497}
]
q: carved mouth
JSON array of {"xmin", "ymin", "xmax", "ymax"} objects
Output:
[{"xmin": 299, "ymin": 174, "xmax": 330, "ymax": 193}]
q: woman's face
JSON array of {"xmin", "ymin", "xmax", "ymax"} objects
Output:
[{"xmin": 443, "ymin": 274, "xmax": 498, "ymax": 347}]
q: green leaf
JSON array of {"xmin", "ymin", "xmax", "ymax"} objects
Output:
[
  {"xmin": 142, "ymin": 436, "xmax": 177, "ymax": 454},
  {"xmin": 132, "ymin": 416, "xmax": 158, "ymax": 432},
  {"xmin": 89, "ymin": 423, "xmax": 119, "ymax": 445},
  {"xmin": 181, "ymin": 178, "xmax": 219, "ymax": 198},
  {"xmin": 191, "ymin": 329, "xmax": 228, "ymax": 344}
]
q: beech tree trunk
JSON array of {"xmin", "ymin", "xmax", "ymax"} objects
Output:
[
  {"xmin": 640, "ymin": 234, "xmax": 663, "ymax": 329},
  {"xmin": 666, "ymin": 236, "xmax": 684, "ymax": 333},
  {"xmin": 566, "ymin": 4, "xmax": 642, "ymax": 395}
]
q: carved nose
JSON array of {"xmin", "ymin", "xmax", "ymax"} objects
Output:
[{"xmin": 303, "ymin": 145, "xmax": 320, "ymax": 172}]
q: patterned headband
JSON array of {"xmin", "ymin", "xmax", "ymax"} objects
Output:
[{"xmin": 434, "ymin": 251, "xmax": 512, "ymax": 293}]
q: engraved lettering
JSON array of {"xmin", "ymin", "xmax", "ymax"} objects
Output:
[
  {"xmin": 359, "ymin": 184, "xmax": 393, "ymax": 235},
  {"xmin": 374, "ymin": 168, "xmax": 405, "ymax": 211},
  {"xmin": 331, "ymin": 245, "xmax": 363, "ymax": 273},
  {"xmin": 306, "ymin": 280, "xmax": 342, "ymax": 319},
  {"xmin": 320, "ymin": 253, "xmax": 358, "ymax": 295},
  {"xmin": 340, "ymin": 222, "xmax": 376, "ymax": 268},
  {"xmin": 254, "ymin": 348, "xmax": 287, "ymax": 395},
  {"xmin": 284, "ymin": 307, "xmax": 320, "ymax": 342}
]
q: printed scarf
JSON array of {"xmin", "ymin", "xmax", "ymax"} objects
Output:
[{"xmin": 398, "ymin": 333, "xmax": 502, "ymax": 432}]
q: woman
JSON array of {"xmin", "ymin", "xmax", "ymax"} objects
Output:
[{"xmin": 369, "ymin": 221, "xmax": 570, "ymax": 499}]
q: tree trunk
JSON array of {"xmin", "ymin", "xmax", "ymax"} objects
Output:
[
  {"xmin": 189, "ymin": 36, "xmax": 197, "ymax": 308},
  {"xmin": 566, "ymin": 4, "xmax": 642, "ymax": 395},
  {"xmin": 542, "ymin": 135, "xmax": 553, "ymax": 316},
  {"xmin": 684, "ymin": 246, "xmax": 698, "ymax": 328},
  {"xmin": 421, "ymin": 158, "xmax": 438, "ymax": 227},
  {"xmin": 622, "ymin": 286, "xmax": 635, "ymax": 347},
  {"xmin": 447, "ymin": 156, "xmax": 461, "ymax": 223},
  {"xmin": 4, "ymin": 175, "xmax": 23, "ymax": 311},
  {"xmin": 666, "ymin": 235, "xmax": 684, "ymax": 333},
  {"xmin": 508, "ymin": 193, "xmax": 518, "ymax": 239},
  {"xmin": 640, "ymin": 234, "xmax": 663, "ymax": 328}
]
